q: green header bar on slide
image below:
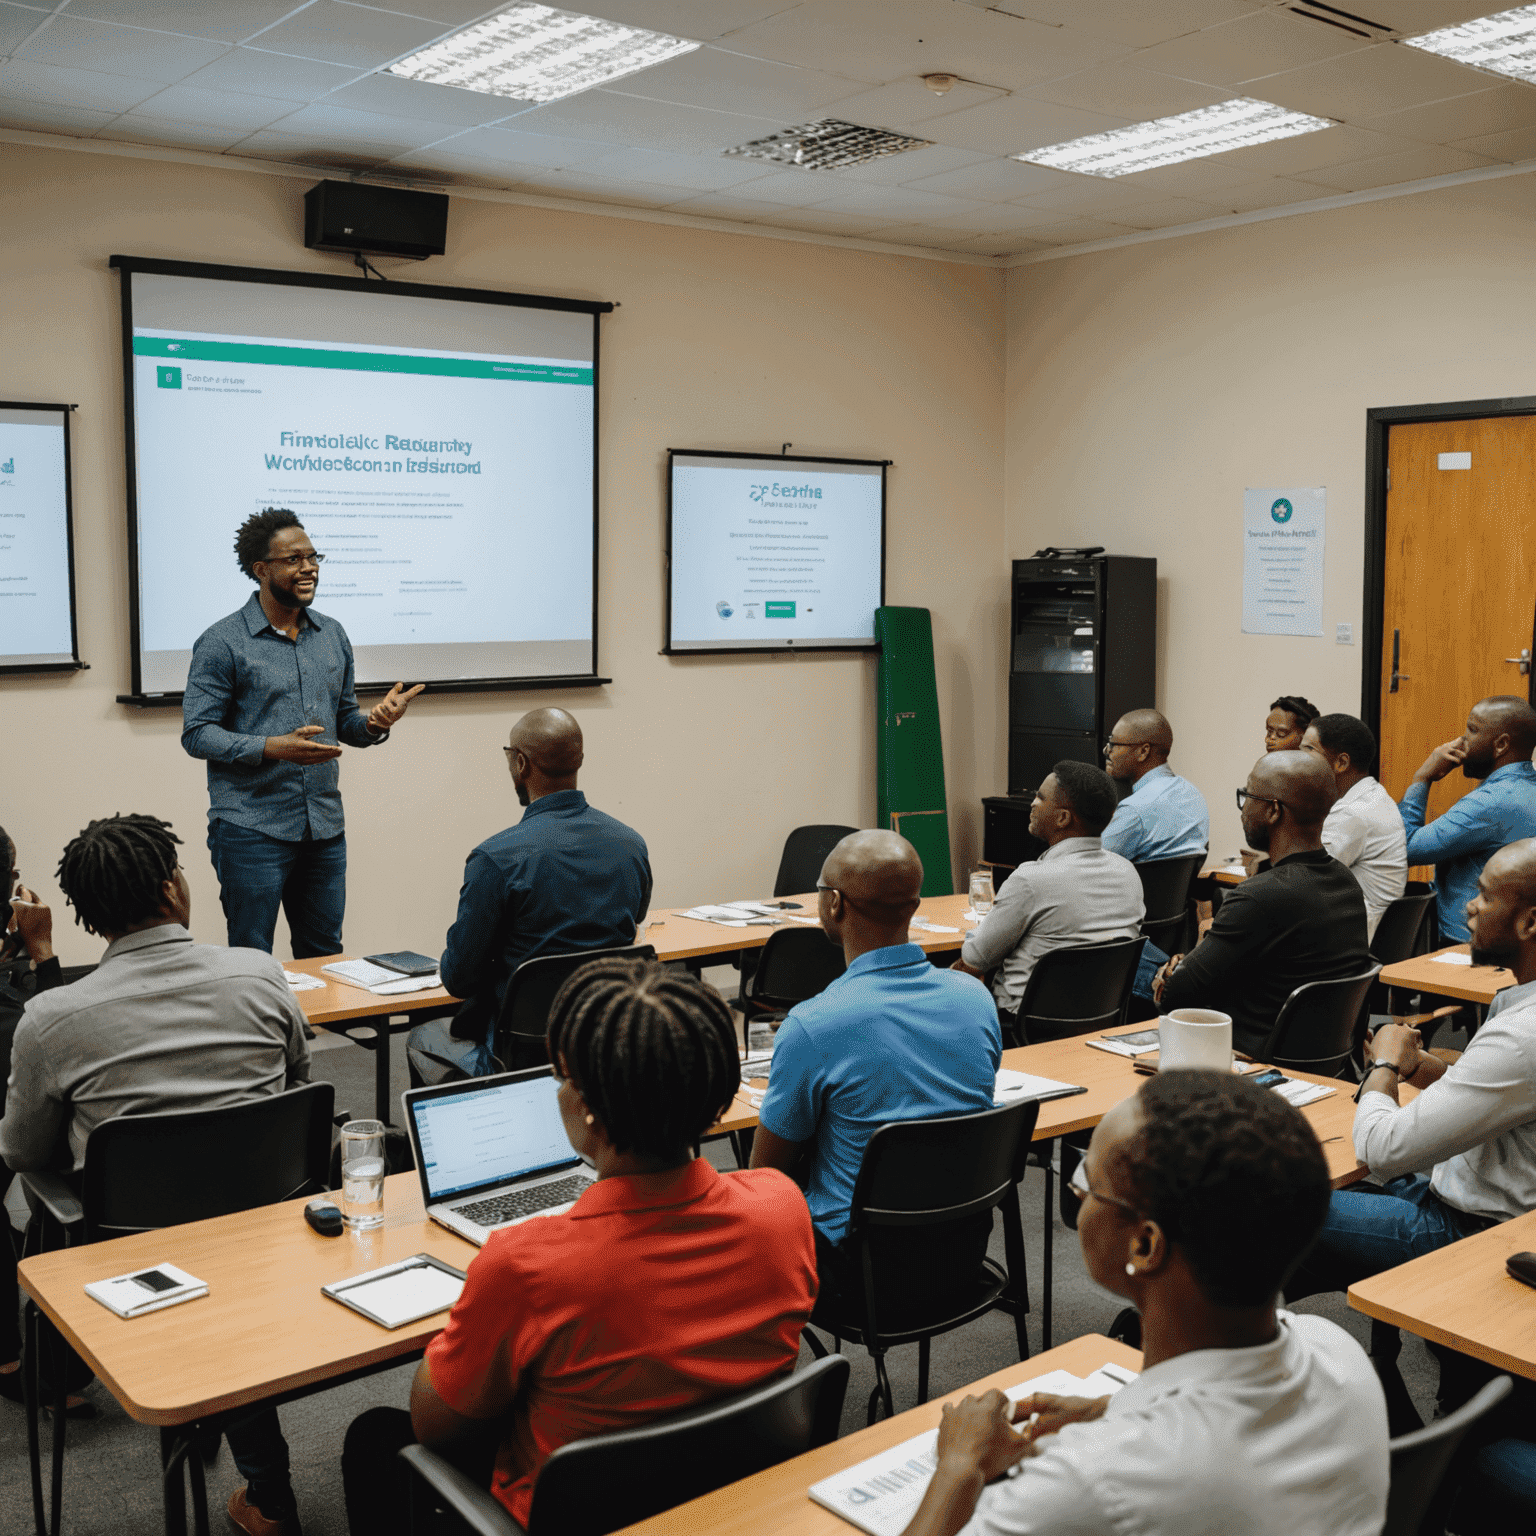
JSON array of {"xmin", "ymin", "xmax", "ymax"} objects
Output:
[{"xmin": 133, "ymin": 335, "xmax": 592, "ymax": 386}]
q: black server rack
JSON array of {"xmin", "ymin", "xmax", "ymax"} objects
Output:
[{"xmin": 1006, "ymin": 554, "xmax": 1157, "ymax": 796}]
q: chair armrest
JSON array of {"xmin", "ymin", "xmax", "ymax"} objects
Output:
[
  {"xmin": 397, "ymin": 1445, "xmax": 525, "ymax": 1536},
  {"xmin": 17, "ymin": 1171, "xmax": 84, "ymax": 1232}
]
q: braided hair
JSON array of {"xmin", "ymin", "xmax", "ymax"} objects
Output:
[
  {"xmin": 57, "ymin": 814, "xmax": 183, "ymax": 935},
  {"xmin": 1270, "ymin": 695, "xmax": 1320, "ymax": 732},
  {"xmin": 235, "ymin": 507, "xmax": 302, "ymax": 580},
  {"xmin": 546, "ymin": 957, "xmax": 741, "ymax": 1159}
]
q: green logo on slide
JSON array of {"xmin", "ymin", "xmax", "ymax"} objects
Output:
[
  {"xmin": 157, "ymin": 365, "xmax": 182, "ymax": 389},
  {"xmin": 765, "ymin": 601, "xmax": 796, "ymax": 618},
  {"xmin": 1270, "ymin": 498, "xmax": 1292, "ymax": 523}
]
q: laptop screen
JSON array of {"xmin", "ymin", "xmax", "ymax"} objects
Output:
[{"xmin": 412, "ymin": 1075, "xmax": 578, "ymax": 1202}]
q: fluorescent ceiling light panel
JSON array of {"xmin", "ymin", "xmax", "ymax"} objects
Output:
[
  {"xmin": 1016, "ymin": 97, "xmax": 1333, "ymax": 179},
  {"xmin": 724, "ymin": 119, "xmax": 932, "ymax": 170},
  {"xmin": 1403, "ymin": 4, "xmax": 1536, "ymax": 86},
  {"xmin": 387, "ymin": 2, "xmax": 699, "ymax": 105}
]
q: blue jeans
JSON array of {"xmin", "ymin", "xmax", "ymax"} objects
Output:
[
  {"xmin": 224, "ymin": 1406, "xmax": 293, "ymax": 1518},
  {"xmin": 1132, "ymin": 941, "xmax": 1168, "ymax": 1011},
  {"xmin": 406, "ymin": 1016, "xmax": 495, "ymax": 1083},
  {"xmin": 1452, "ymin": 1438, "xmax": 1536, "ymax": 1533},
  {"xmin": 207, "ymin": 821, "xmax": 346, "ymax": 957}
]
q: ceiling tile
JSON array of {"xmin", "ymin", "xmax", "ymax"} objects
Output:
[
  {"xmin": 510, "ymin": 168, "xmax": 700, "ymax": 208},
  {"xmin": 404, "ymin": 123, "xmax": 617, "ymax": 168},
  {"xmin": 0, "ymin": 56, "xmax": 162, "ymax": 111},
  {"xmin": 58, "ymin": 2, "xmax": 309, "ymax": 45},
  {"xmin": 794, "ymin": 179, "xmax": 995, "ymax": 218},
  {"xmin": 722, "ymin": 0, "xmax": 1130, "ymax": 94},
  {"xmin": 762, "ymin": 206, "xmax": 906, "ymax": 234},
  {"xmin": 922, "ymin": 94, "xmax": 1132, "ymax": 154},
  {"xmin": 381, "ymin": 145, "xmax": 543, "ymax": 181},
  {"xmin": 1255, "ymin": 43, "xmax": 1496, "ymax": 120},
  {"xmin": 597, "ymin": 46, "xmax": 868, "ymax": 117},
  {"xmin": 952, "ymin": 232, "xmax": 1050, "ymax": 255},
  {"xmin": 1024, "ymin": 62, "xmax": 1231, "ymax": 119},
  {"xmin": 567, "ymin": 143, "xmax": 778, "ymax": 189},
  {"xmin": 1451, "ymin": 123, "xmax": 1536, "ymax": 161},
  {"xmin": 912, "ymin": 199, "xmax": 1064, "ymax": 231},
  {"xmin": 989, "ymin": 1, "xmax": 1261, "ymax": 51},
  {"xmin": 124, "ymin": 82, "xmax": 306, "ymax": 132},
  {"xmin": 1132, "ymin": 10, "xmax": 1374, "ymax": 89},
  {"xmin": 1102, "ymin": 150, "xmax": 1306, "ymax": 194},
  {"xmin": 323, "ymin": 71, "xmax": 530, "ymax": 125},
  {"xmin": 1015, "ymin": 214, "xmax": 1139, "ymax": 243},
  {"xmin": 517, "ymin": 92, "xmax": 790, "ymax": 153},
  {"xmin": 1360, "ymin": 84, "xmax": 1536, "ymax": 146},
  {"xmin": 264, "ymin": 100, "xmax": 475, "ymax": 147},
  {"xmin": 1009, "ymin": 175, "xmax": 1157, "ymax": 211},
  {"xmin": 833, "ymin": 141, "xmax": 994, "ymax": 184},
  {"xmin": 1351, "ymin": 2, "xmax": 1502, "ymax": 30},
  {"xmin": 14, "ymin": 15, "xmax": 228, "ymax": 82},
  {"xmin": 554, "ymin": 2, "xmax": 805, "ymax": 43},
  {"xmin": 1198, "ymin": 121, "xmax": 1402, "ymax": 177},
  {"xmin": 901, "ymin": 155, "xmax": 1075, "ymax": 200},
  {"xmin": 1293, "ymin": 141, "xmax": 1494, "ymax": 191},
  {"xmin": 347, "ymin": 0, "xmax": 503, "ymax": 23},
  {"xmin": 1198, "ymin": 175, "xmax": 1338, "ymax": 211},
  {"xmin": 700, "ymin": 166, "xmax": 855, "ymax": 205},
  {"xmin": 816, "ymin": 77, "xmax": 1012, "ymax": 132},
  {"xmin": 0, "ymin": 95, "xmax": 120, "ymax": 134},
  {"xmin": 96, "ymin": 115, "xmax": 257, "ymax": 151},
  {"xmin": 847, "ymin": 222, "xmax": 951, "ymax": 247},
  {"xmin": 175, "ymin": 47, "xmax": 365, "ymax": 100},
  {"xmin": 0, "ymin": 5, "xmax": 48, "ymax": 54},
  {"xmin": 245, "ymin": 1, "xmax": 445, "ymax": 69},
  {"xmin": 233, "ymin": 122, "xmax": 433, "ymax": 160},
  {"xmin": 1099, "ymin": 194, "xmax": 1227, "ymax": 228},
  {"xmin": 658, "ymin": 189, "xmax": 779, "ymax": 218}
]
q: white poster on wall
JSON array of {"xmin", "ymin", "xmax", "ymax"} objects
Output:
[{"xmin": 1242, "ymin": 486, "xmax": 1324, "ymax": 636}]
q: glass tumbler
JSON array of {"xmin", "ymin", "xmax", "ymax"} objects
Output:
[{"xmin": 340, "ymin": 1119, "xmax": 387, "ymax": 1231}]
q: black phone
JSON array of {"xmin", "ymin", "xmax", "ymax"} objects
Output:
[
  {"xmin": 131, "ymin": 1269, "xmax": 180, "ymax": 1294},
  {"xmin": 1249, "ymin": 1069, "xmax": 1287, "ymax": 1090}
]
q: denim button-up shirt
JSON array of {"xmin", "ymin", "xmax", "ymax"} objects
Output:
[
  {"xmin": 1100, "ymin": 764, "xmax": 1210, "ymax": 863},
  {"xmin": 181, "ymin": 593, "xmax": 385, "ymax": 840}
]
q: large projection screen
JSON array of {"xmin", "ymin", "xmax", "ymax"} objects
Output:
[
  {"xmin": 665, "ymin": 449, "xmax": 886, "ymax": 654},
  {"xmin": 113, "ymin": 256, "xmax": 607, "ymax": 699}
]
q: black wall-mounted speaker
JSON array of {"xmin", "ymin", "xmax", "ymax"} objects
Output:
[{"xmin": 304, "ymin": 180, "xmax": 449, "ymax": 260}]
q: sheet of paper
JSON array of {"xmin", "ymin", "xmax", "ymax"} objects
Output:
[
  {"xmin": 909, "ymin": 919, "xmax": 959, "ymax": 934},
  {"xmin": 322, "ymin": 958, "xmax": 401, "ymax": 989},
  {"xmin": 1272, "ymin": 1078, "xmax": 1334, "ymax": 1108},
  {"xmin": 369, "ymin": 973, "xmax": 442, "ymax": 996},
  {"xmin": 1432, "ymin": 952, "xmax": 1473, "ymax": 966},
  {"xmin": 994, "ymin": 1068, "xmax": 1083, "ymax": 1105},
  {"xmin": 338, "ymin": 1264, "xmax": 463, "ymax": 1328},
  {"xmin": 1087, "ymin": 1029, "xmax": 1160, "ymax": 1057},
  {"xmin": 283, "ymin": 970, "xmax": 325, "ymax": 992}
]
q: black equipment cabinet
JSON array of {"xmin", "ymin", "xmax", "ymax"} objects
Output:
[{"xmin": 1007, "ymin": 555, "xmax": 1156, "ymax": 796}]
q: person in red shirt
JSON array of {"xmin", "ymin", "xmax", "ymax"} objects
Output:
[{"xmin": 341, "ymin": 957, "xmax": 818, "ymax": 1536}]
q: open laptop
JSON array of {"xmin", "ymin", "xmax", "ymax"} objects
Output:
[{"xmin": 402, "ymin": 1067, "xmax": 596, "ymax": 1246}]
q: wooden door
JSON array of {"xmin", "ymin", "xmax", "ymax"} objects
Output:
[{"xmin": 1380, "ymin": 416, "xmax": 1536, "ymax": 828}]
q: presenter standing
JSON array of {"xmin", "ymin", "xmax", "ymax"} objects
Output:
[{"xmin": 182, "ymin": 508, "xmax": 423, "ymax": 956}]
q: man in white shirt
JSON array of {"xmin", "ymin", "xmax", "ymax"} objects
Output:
[
  {"xmin": 896, "ymin": 1070, "xmax": 1387, "ymax": 1536},
  {"xmin": 1301, "ymin": 713, "xmax": 1407, "ymax": 939}
]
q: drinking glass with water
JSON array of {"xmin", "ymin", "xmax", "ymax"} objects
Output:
[
  {"xmin": 969, "ymin": 868, "xmax": 995, "ymax": 917},
  {"xmin": 340, "ymin": 1119, "xmax": 386, "ymax": 1231}
]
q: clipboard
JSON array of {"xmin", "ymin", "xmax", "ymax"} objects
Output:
[{"xmin": 322, "ymin": 1253, "xmax": 467, "ymax": 1330}]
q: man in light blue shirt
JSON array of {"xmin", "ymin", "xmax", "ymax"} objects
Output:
[
  {"xmin": 1100, "ymin": 709, "xmax": 1209, "ymax": 863},
  {"xmin": 752, "ymin": 830, "xmax": 999, "ymax": 1313},
  {"xmin": 1398, "ymin": 696, "xmax": 1536, "ymax": 943}
]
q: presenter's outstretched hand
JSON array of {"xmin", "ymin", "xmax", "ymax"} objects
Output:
[
  {"xmin": 265, "ymin": 725, "xmax": 344, "ymax": 764},
  {"xmin": 367, "ymin": 682, "xmax": 425, "ymax": 733}
]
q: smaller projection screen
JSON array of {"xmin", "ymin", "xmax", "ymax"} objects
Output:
[
  {"xmin": 665, "ymin": 450, "xmax": 886, "ymax": 653},
  {"xmin": 0, "ymin": 401, "xmax": 80, "ymax": 674}
]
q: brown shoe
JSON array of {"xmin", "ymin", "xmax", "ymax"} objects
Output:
[{"xmin": 226, "ymin": 1486, "xmax": 301, "ymax": 1536}]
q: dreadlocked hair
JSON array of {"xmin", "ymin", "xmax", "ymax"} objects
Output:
[
  {"xmin": 235, "ymin": 507, "xmax": 302, "ymax": 580},
  {"xmin": 57, "ymin": 814, "xmax": 183, "ymax": 935},
  {"xmin": 546, "ymin": 957, "xmax": 741, "ymax": 1159}
]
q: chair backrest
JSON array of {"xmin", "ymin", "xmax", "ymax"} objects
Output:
[
  {"xmin": 1135, "ymin": 852, "xmax": 1206, "ymax": 955},
  {"xmin": 1371, "ymin": 887, "xmax": 1437, "ymax": 966},
  {"xmin": 494, "ymin": 944, "xmax": 657, "ymax": 1062},
  {"xmin": 1384, "ymin": 1375, "xmax": 1513, "ymax": 1536},
  {"xmin": 749, "ymin": 926, "xmax": 846, "ymax": 1008},
  {"xmin": 773, "ymin": 824, "xmax": 857, "ymax": 898},
  {"xmin": 81, "ymin": 1081, "xmax": 334, "ymax": 1242},
  {"xmin": 848, "ymin": 1098, "xmax": 1041, "ymax": 1234},
  {"xmin": 525, "ymin": 1355, "xmax": 851, "ymax": 1536},
  {"xmin": 1014, "ymin": 936, "xmax": 1147, "ymax": 1044},
  {"xmin": 1260, "ymin": 965, "xmax": 1382, "ymax": 1073}
]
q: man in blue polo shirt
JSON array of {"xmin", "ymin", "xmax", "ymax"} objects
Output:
[
  {"xmin": 1100, "ymin": 708, "xmax": 1209, "ymax": 863},
  {"xmin": 751, "ymin": 829, "xmax": 999, "ymax": 1311},
  {"xmin": 408, "ymin": 708, "xmax": 651, "ymax": 1081}
]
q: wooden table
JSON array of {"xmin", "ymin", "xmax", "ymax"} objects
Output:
[
  {"xmin": 1350, "ymin": 1207, "xmax": 1536, "ymax": 1381},
  {"xmin": 1201, "ymin": 861, "xmax": 1249, "ymax": 887},
  {"xmin": 611, "ymin": 1334, "xmax": 1142, "ymax": 1536},
  {"xmin": 1377, "ymin": 943, "xmax": 1515, "ymax": 1007}
]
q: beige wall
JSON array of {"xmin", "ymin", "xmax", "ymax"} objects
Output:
[
  {"xmin": 3, "ymin": 144, "xmax": 1006, "ymax": 966},
  {"xmin": 1005, "ymin": 175, "xmax": 1536, "ymax": 859}
]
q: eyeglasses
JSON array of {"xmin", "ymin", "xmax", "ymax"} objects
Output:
[
  {"xmin": 1067, "ymin": 1157, "xmax": 1141, "ymax": 1218},
  {"xmin": 1234, "ymin": 787, "xmax": 1288, "ymax": 813},
  {"xmin": 261, "ymin": 551, "xmax": 325, "ymax": 569},
  {"xmin": 1102, "ymin": 738, "xmax": 1138, "ymax": 753}
]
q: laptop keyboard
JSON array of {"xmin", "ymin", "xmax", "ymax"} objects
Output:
[{"xmin": 453, "ymin": 1175, "xmax": 591, "ymax": 1227}]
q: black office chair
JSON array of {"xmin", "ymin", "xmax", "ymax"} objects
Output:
[
  {"xmin": 1259, "ymin": 965, "xmax": 1381, "ymax": 1079},
  {"xmin": 774, "ymin": 824, "xmax": 858, "ymax": 897},
  {"xmin": 489, "ymin": 944, "xmax": 656, "ymax": 1072},
  {"xmin": 1372, "ymin": 885, "xmax": 1438, "ymax": 969},
  {"xmin": 398, "ymin": 1354, "xmax": 850, "ymax": 1536},
  {"xmin": 803, "ymin": 1099, "xmax": 1038, "ymax": 1423},
  {"xmin": 18, "ymin": 1082, "xmax": 335, "ymax": 1536},
  {"xmin": 1134, "ymin": 852, "xmax": 1205, "ymax": 958},
  {"xmin": 1384, "ymin": 1375, "xmax": 1513, "ymax": 1536},
  {"xmin": 729, "ymin": 926, "xmax": 846, "ymax": 1024}
]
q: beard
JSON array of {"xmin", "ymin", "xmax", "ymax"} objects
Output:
[
  {"xmin": 515, "ymin": 781, "xmax": 530, "ymax": 807},
  {"xmin": 1244, "ymin": 818, "xmax": 1271, "ymax": 852},
  {"xmin": 1470, "ymin": 939, "xmax": 1519, "ymax": 969},
  {"xmin": 271, "ymin": 575, "xmax": 316, "ymax": 608},
  {"xmin": 1462, "ymin": 753, "xmax": 1494, "ymax": 781}
]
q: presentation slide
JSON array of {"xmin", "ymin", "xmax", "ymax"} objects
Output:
[
  {"xmin": 668, "ymin": 452, "xmax": 885, "ymax": 652},
  {"xmin": 120, "ymin": 265, "xmax": 600, "ymax": 695},
  {"xmin": 0, "ymin": 404, "xmax": 76, "ymax": 671}
]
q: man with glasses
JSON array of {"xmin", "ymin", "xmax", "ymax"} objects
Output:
[
  {"xmin": 182, "ymin": 507, "xmax": 424, "ymax": 955},
  {"xmin": 1147, "ymin": 751, "xmax": 1370, "ymax": 1057},
  {"xmin": 1099, "ymin": 709, "xmax": 1209, "ymax": 864}
]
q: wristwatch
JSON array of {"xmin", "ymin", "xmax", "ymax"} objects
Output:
[{"xmin": 1365, "ymin": 1058, "xmax": 1406, "ymax": 1078}]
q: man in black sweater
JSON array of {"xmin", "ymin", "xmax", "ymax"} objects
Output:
[{"xmin": 1155, "ymin": 752, "xmax": 1370, "ymax": 1058}]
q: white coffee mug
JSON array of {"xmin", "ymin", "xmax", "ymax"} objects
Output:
[{"xmin": 1158, "ymin": 1008, "xmax": 1233, "ymax": 1071}]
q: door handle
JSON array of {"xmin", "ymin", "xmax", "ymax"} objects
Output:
[
  {"xmin": 1390, "ymin": 629, "xmax": 1409, "ymax": 693},
  {"xmin": 1505, "ymin": 649, "xmax": 1532, "ymax": 676}
]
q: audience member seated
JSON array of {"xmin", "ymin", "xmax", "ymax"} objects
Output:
[
  {"xmin": 957, "ymin": 762, "xmax": 1144, "ymax": 1030},
  {"xmin": 1265, "ymin": 694, "xmax": 1320, "ymax": 753},
  {"xmin": 1100, "ymin": 708, "xmax": 1210, "ymax": 863},
  {"xmin": 1301, "ymin": 713, "xmax": 1407, "ymax": 939},
  {"xmin": 409, "ymin": 707, "xmax": 651, "ymax": 1081},
  {"xmin": 1397, "ymin": 695, "xmax": 1536, "ymax": 943},
  {"xmin": 0, "ymin": 813, "xmax": 312, "ymax": 1536},
  {"xmin": 751, "ymin": 830, "xmax": 1000, "ymax": 1319},
  {"xmin": 1147, "ymin": 752, "xmax": 1370, "ymax": 1057},
  {"xmin": 343, "ymin": 959, "xmax": 815, "ymax": 1536},
  {"xmin": 896, "ymin": 1070, "xmax": 1388, "ymax": 1536},
  {"xmin": 1288, "ymin": 839, "xmax": 1536, "ymax": 1410}
]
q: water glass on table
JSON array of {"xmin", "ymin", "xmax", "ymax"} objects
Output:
[
  {"xmin": 968, "ymin": 867, "xmax": 995, "ymax": 919},
  {"xmin": 340, "ymin": 1118, "xmax": 387, "ymax": 1231}
]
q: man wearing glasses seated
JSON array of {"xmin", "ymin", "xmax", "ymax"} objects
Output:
[
  {"xmin": 1141, "ymin": 752, "xmax": 1370, "ymax": 1058},
  {"xmin": 182, "ymin": 508, "xmax": 423, "ymax": 955}
]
